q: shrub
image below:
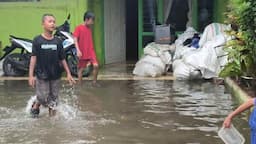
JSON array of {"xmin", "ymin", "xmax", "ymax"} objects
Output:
[{"xmin": 219, "ymin": 0, "xmax": 256, "ymax": 77}]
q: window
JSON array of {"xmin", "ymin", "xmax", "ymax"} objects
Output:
[
  {"xmin": 166, "ymin": 0, "xmax": 189, "ymax": 31},
  {"xmin": 198, "ymin": 0, "xmax": 214, "ymax": 32},
  {"xmin": 143, "ymin": 0, "xmax": 157, "ymax": 32}
]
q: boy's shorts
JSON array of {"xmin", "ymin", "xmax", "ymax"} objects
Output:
[
  {"xmin": 78, "ymin": 59, "xmax": 98, "ymax": 69},
  {"xmin": 36, "ymin": 78, "xmax": 60, "ymax": 109}
]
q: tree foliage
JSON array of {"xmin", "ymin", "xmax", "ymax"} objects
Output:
[{"xmin": 220, "ymin": 0, "xmax": 256, "ymax": 77}]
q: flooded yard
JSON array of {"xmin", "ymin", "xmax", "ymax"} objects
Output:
[{"xmin": 0, "ymin": 80, "xmax": 250, "ymax": 144}]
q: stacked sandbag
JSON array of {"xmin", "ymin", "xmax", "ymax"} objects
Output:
[
  {"xmin": 133, "ymin": 23, "xmax": 231, "ymax": 80},
  {"xmin": 172, "ymin": 27, "xmax": 201, "ymax": 80},
  {"xmin": 199, "ymin": 23, "xmax": 230, "ymax": 48},
  {"xmin": 173, "ymin": 59, "xmax": 201, "ymax": 80},
  {"xmin": 172, "ymin": 23, "xmax": 231, "ymax": 80},
  {"xmin": 173, "ymin": 27, "xmax": 198, "ymax": 60},
  {"xmin": 133, "ymin": 55, "xmax": 166, "ymax": 77},
  {"xmin": 133, "ymin": 42, "xmax": 174, "ymax": 77}
]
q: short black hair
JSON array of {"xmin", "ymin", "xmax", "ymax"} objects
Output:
[
  {"xmin": 83, "ymin": 11, "xmax": 95, "ymax": 21},
  {"xmin": 42, "ymin": 13, "xmax": 55, "ymax": 23}
]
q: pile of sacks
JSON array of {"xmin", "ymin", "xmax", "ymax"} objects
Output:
[
  {"xmin": 133, "ymin": 42, "xmax": 175, "ymax": 77},
  {"xmin": 173, "ymin": 23, "xmax": 231, "ymax": 80},
  {"xmin": 133, "ymin": 23, "xmax": 232, "ymax": 80}
]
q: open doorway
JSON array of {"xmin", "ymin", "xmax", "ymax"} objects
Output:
[{"xmin": 125, "ymin": 0, "xmax": 138, "ymax": 62}]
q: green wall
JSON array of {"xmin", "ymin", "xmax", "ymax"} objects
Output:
[
  {"xmin": 0, "ymin": 0, "xmax": 226, "ymax": 65},
  {"xmin": 213, "ymin": 0, "xmax": 229, "ymax": 23},
  {"xmin": 88, "ymin": 0, "xmax": 105, "ymax": 65},
  {"xmin": 0, "ymin": 0, "xmax": 88, "ymax": 56}
]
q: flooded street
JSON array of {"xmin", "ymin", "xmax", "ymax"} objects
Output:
[{"xmin": 0, "ymin": 80, "xmax": 250, "ymax": 144}]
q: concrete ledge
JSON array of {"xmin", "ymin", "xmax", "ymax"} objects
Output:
[
  {"xmin": 0, "ymin": 75, "xmax": 175, "ymax": 81},
  {"xmin": 224, "ymin": 77, "xmax": 250, "ymax": 104}
]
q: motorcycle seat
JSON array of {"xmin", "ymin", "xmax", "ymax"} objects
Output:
[{"xmin": 10, "ymin": 35, "xmax": 32, "ymax": 42}]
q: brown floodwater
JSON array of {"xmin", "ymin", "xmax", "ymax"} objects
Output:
[{"xmin": 0, "ymin": 80, "xmax": 250, "ymax": 144}]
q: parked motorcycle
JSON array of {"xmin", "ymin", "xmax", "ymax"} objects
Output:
[{"xmin": 0, "ymin": 14, "xmax": 91, "ymax": 77}]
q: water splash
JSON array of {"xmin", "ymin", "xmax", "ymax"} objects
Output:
[
  {"xmin": 56, "ymin": 103, "xmax": 78, "ymax": 120},
  {"xmin": 25, "ymin": 95, "xmax": 37, "ymax": 114},
  {"xmin": 58, "ymin": 84, "xmax": 79, "ymax": 120},
  {"xmin": 24, "ymin": 84, "xmax": 79, "ymax": 120}
]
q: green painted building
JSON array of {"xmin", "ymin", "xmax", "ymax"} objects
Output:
[
  {"xmin": 0, "ymin": 0, "xmax": 228, "ymax": 65},
  {"xmin": 0, "ymin": 0, "xmax": 89, "ymax": 60}
]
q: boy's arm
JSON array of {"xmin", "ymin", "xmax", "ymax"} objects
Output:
[
  {"xmin": 74, "ymin": 37, "xmax": 82, "ymax": 58},
  {"xmin": 223, "ymin": 98, "xmax": 255, "ymax": 128},
  {"xmin": 61, "ymin": 59, "xmax": 76, "ymax": 85},
  {"xmin": 29, "ymin": 56, "xmax": 36, "ymax": 88},
  {"xmin": 73, "ymin": 26, "xmax": 82, "ymax": 58}
]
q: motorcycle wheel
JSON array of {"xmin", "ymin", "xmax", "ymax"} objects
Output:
[
  {"xmin": 3, "ymin": 54, "xmax": 26, "ymax": 76},
  {"xmin": 66, "ymin": 55, "xmax": 92, "ymax": 77}
]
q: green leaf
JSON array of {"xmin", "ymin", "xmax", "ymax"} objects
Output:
[
  {"xmin": 225, "ymin": 0, "xmax": 256, "ymax": 77},
  {"xmin": 219, "ymin": 62, "xmax": 242, "ymax": 77}
]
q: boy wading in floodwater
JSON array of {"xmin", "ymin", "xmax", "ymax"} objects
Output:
[
  {"xmin": 73, "ymin": 11, "xmax": 99, "ymax": 85},
  {"xmin": 29, "ymin": 14, "xmax": 75, "ymax": 118}
]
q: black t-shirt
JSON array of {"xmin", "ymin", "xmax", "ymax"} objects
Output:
[{"xmin": 32, "ymin": 35, "xmax": 65, "ymax": 80}]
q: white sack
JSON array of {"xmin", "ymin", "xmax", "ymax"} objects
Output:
[
  {"xmin": 173, "ymin": 27, "xmax": 198, "ymax": 60},
  {"xmin": 173, "ymin": 59, "xmax": 201, "ymax": 80},
  {"xmin": 143, "ymin": 42, "xmax": 160, "ymax": 57},
  {"xmin": 199, "ymin": 23, "xmax": 230, "ymax": 48},
  {"xmin": 183, "ymin": 34, "xmax": 229, "ymax": 79},
  {"xmin": 144, "ymin": 42, "xmax": 175, "ymax": 58},
  {"xmin": 175, "ymin": 27, "xmax": 198, "ymax": 46},
  {"xmin": 133, "ymin": 55, "xmax": 165, "ymax": 77}
]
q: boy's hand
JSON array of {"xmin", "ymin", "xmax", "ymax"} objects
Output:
[
  {"xmin": 223, "ymin": 116, "xmax": 232, "ymax": 128},
  {"xmin": 77, "ymin": 50, "xmax": 82, "ymax": 58},
  {"xmin": 29, "ymin": 76, "xmax": 36, "ymax": 88},
  {"xmin": 67, "ymin": 74, "xmax": 76, "ymax": 85}
]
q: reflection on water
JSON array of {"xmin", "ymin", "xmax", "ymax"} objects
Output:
[{"xmin": 0, "ymin": 80, "xmax": 250, "ymax": 144}]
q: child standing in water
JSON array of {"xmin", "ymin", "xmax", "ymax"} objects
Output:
[
  {"xmin": 29, "ymin": 13, "xmax": 75, "ymax": 117},
  {"xmin": 73, "ymin": 11, "xmax": 99, "ymax": 85}
]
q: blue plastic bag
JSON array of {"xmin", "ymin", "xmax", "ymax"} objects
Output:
[
  {"xmin": 251, "ymin": 129, "xmax": 256, "ymax": 144},
  {"xmin": 249, "ymin": 99, "xmax": 256, "ymax": 144}
]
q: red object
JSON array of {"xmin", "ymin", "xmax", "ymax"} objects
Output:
[
  {"xmin": 77, "ymin": 59, "xmax": 98, "ymax": 69},
  {"xmin": 73, "ymin": 24, "xmax": 98, "ymax": 64}
]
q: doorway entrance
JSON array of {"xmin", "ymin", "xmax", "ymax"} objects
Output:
[
  {"xmin": 125, "ymin": 0, "xmax": 138, "ymax": 62},
  {"xmin": 104, "ymin": 0, "xmax": 139, "ymax": 64}
]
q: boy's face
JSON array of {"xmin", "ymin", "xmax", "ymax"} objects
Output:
[
  {"xmin": 42, "ymin": 16, "xmax": 56, "ymax": 32},
  {"xmin": 85, "ymin": 18, "xmax": 94, "ymax": 26}
]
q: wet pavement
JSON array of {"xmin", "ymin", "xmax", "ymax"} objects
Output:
[{"xmin": 0, "ymin": 62, "xmax": 174, "ymax": 81}]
